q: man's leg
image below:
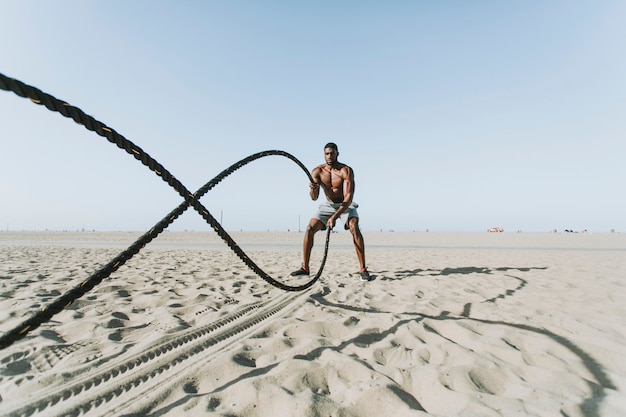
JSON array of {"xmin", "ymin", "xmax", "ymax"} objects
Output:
[
  {"xmin": 346, "ymin": 217, "xmax": 366, "ymax": 271},
  {"xmin": 302, "ymin": 218, "xmax": 325, "ymax": 271},
  {"xmin": 292, "ymin": 218, "xmax": 325, "ymax": 276}
]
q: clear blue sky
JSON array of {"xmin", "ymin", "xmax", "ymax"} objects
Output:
[{"xmin": 1, "ymin": 1, "xmax": 625, "ymax": 232}]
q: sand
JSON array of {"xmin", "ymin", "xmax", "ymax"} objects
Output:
[{"xmin": 0, "ymin": 231, "xmax": 625, "ymax": 417}]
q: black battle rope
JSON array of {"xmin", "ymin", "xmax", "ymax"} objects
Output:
[{"xmin": 0, "ymin": 73, "xmax": 331, "ymax": 349}]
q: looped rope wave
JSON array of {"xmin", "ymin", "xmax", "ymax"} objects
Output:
[{"xmin": 0, "ymin": 72, "xmax": 330, "ymax": 350}]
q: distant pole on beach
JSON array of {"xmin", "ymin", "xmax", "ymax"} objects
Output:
[{"xmin": 298, "ymin": 215, "xmax": 301, "ymax": 232}]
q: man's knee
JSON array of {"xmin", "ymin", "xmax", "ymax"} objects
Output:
[
  {"xmin": 346, "ymin": 217, "xmax": 360, "ymax": 233},
  {"xmin": 306, "ymin": 219, "xmax": 324, "ymax": 234}
]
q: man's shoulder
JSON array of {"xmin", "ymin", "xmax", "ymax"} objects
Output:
[
  {"xmin": 338, "ymin": 163, "xmax": 353, "ymax": 175},
  {"xmin": 312, "ymin": 164, "xmax": 326, "ymax": 173}
]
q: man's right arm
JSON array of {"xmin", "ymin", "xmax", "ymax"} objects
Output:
[{"xmin": 309, "ymin": 167, "xmax": 321, "ymax": 200}]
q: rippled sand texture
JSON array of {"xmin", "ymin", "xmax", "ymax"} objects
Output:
[{"xmin": 1, "ymin": 232, "xmax": 625, "ymax": 416}]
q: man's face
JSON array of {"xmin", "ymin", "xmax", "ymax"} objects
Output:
[{"xmin": 324, "ymin": 147, "xmax": 338, "ymax": 165}]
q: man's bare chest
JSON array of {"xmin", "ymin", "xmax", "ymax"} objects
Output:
[{"xmin": 320, "ymin": 168, "xmax": 344, "ymax": 188}]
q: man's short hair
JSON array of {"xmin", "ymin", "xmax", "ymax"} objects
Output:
[{"xmin": 324, "ymin": 142, "xmax": 338, "ymax": 151}]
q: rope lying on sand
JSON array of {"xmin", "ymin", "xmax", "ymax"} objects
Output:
[{"xmin": 0, "ymin": 73, "xmax": 330, "ymax": 350}]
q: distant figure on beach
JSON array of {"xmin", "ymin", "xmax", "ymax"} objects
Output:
[{"xmin": 291, "ymin": 142, "xmax": 372, "ymax": 281}]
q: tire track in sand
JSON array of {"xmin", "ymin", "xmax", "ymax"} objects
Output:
[{"xmin": 1, "ymin": 291, "xmax": 305, "ymax": 417}]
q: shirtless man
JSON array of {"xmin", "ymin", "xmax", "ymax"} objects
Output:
[{"xmin": 291, "ymin": 142, "xmax": 372, "ymax": 281}]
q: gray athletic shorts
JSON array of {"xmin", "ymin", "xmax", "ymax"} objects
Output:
[{"xmin": 314, "ymin": 201, "xmax": 359, "ymax": 229}]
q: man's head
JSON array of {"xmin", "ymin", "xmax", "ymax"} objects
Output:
[
  {"xmin": 324, "ymin": 142, "xmax": 339, "ymax": 166},
  {"xmin": 324, "ymin": 142, "xmax": 338, "ymax": 152}
]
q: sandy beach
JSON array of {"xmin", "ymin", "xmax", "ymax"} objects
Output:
[{"xmin": 0, "ymin": 231, "xmax": 625, "ymax": 416}]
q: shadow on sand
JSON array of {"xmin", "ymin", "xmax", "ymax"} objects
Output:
[{"xmin": 306, "ymin": 266, "xmax": 613, "ymax": 417}]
